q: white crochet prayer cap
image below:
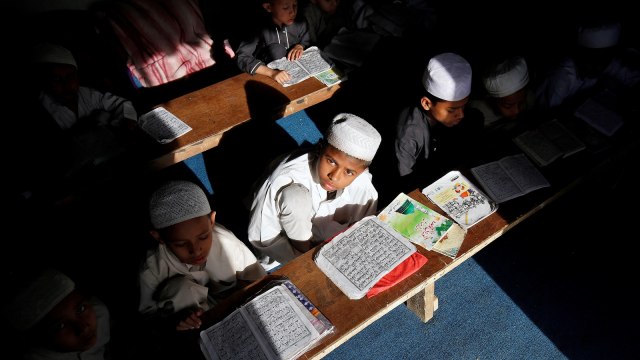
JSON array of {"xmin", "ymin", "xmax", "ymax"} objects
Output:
[
  {"xmin": 326, "ymin": 113, "xmax": 381, "ymax": 162},
  {"xmin": 423, "ymin": 52, "xmax": 472, "ymax": 101},
  {"xmin": 577, "ymin": 22, "xmax": 621, "ymax": 49},
  {"xmin": 483, "ymin": 56, "xmax": 530, "ymax": 98},
  {"xmin": 149, "ymin": 180, "xmax": 211, "ymax": 229},
  {"xmin": 3, "ymin": 268, "xmax": 75, "ymax": 332},
  {"xmin": 31, "ymin": 42, "xmax": 77, "ymax": 68}
]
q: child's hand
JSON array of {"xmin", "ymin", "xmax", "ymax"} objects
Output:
[
  {"xmin": 272, "ymin": 70, "xmax": 291, "ymax": 85},
  {"xmin": 287, "ymin": 44, "xmax": 304, "ymax": 61},
  {"xmin": 175, "ymin": 308, "xmax": 204, "ymax": 331}
]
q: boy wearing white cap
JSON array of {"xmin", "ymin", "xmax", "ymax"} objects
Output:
[
  {"xmin": 394, "ymin": 52, "xmax": 482, "ymax": 190},
  {"xmin": 139, "ymin": 180, "xmax": 266, "ymax": 331},
  {"xmin": 248, "ymin": 113, "xmax": 382, "ymax": 267},
  {"xmin": 535, "ymin": 20, "xmax": 640, "ymax": 110},
  {"xmin": 470, "ymin": 56, "xmax": 536, "ymax": 127},
  {"xmin": 3, "ymin": 268, "xmax": 111, "ymax": 360}
]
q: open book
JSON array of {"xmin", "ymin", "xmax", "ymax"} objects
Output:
[
  {"xmin": 512, "ymin": 119, "xmax": 586, "ymax": 167},
  {"xmin": 470, "ymin": 153, "xmax": 550, "ymax": 204},
  {"xmin": 267, "ymin": 46, "xmax": 335, "ymax": 87},
  {"xmin": 199, "ymin": 280, "xmax": 333, "ymax": 360},
  {"xmin": 574, "ymin": 89, "xmax": 624, "ymax": 137},
  {"xmin": 422, "ymin": 171, "xmax": 498, "ymax": 230},
  {"xmin": 314, "ymin": 215, "xmax": 416, "ymax": 300},
  {"xmin": 377, "ymin": 193, "xmax": 465, "ymax": 258},
  {"xmin": 138, "ymin": 106, "xmax": 192, "ymax": 144}
]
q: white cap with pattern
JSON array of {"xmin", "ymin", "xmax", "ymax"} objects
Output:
[
  {"xmin": 31, "ymin": 42, "xmax": 77, "ymax": 68},
  {"xmin": 149, "ymin": 180, "xmax": 211, "ymax": 229},
  {"xmin": 483, "ymin": 56, "xmax": 530, "ymax": 98},
  {"xmin": 423, "ymin": 52, "xmax": 472, "ymax": 101},
  {"xmin": 578, "ymin": 22, "xmax": 621, "ymax": 49},
  {"xmin": 326, "ymin": 113, "xmax": 381, "ymax": 162},
  {"xmin": 3, "ymin": 268, "xmax": 76, "ymax": 332}
]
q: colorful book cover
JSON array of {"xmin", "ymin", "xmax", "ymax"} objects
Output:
[{"xmin": 378, "ymin": 193, "xmax": 455, "ymax": 251}]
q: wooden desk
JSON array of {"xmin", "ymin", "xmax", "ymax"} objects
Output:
[
  {"xmin": 143, "ymin": 73, "xmax": 341, "ymax": 170},
  {"xmin": 196, "ymin": 113, "xmax": 638, "ymax": 360}
]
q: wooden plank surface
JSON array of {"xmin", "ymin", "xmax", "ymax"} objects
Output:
[{"xmin": 141, "ymin": 73, "xmax": 340, "ymax": 170}]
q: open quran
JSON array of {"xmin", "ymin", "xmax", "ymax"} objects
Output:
[
  {"xmin": 199, "ymin": 280, "xmax": 333, "ymax": 360},
  {"xmin": 314, "ymin": 215, "xmax": 417, "ymax": 300}
]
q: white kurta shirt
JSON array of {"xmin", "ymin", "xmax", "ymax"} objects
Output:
[
  {"xmin": 138, "ymin": 224, "xmax": 264, "ymax": 316},
  {"xmin": 248, "ymin": 152, "xmax": 378, "ymax": 257}
]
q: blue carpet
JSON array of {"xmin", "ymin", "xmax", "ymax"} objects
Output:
[
  {"xmin": 324, "ymin": 258, "xmax": 566, "ymax": 360},
  {"xmin": 275, "ymin": 110, "xmax": 324, "ymax": 146}
]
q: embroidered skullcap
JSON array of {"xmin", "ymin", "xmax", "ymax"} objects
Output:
[
  {"xmin": 483, "ymin": 56, "xmax": 530, "ymax": 98},
  {"xmin": 423, "ymin": 52, "xmax": 472, "ymax": 101},
  {"xmin": 326, "ymin": 113, "xmax": 381, "ymax": 162},
  {"xmin": 577, "ymin": 22, "xmax": 621, "ymax": 49},
  {"xmin": 3, "ymin": 268, "xmax": 75, "ymax": 332},
  {"xmin": 149, "ymin": 180, "xmax": 211, "ymax": 229},
  {"xmin": 31, "ymin": 42, "xmax": 77, "ymax": 68}
]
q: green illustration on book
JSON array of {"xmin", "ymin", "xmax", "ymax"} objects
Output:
[{"xmin": 378, "ymin": 193, "xmax": 455, "ymax": 251}]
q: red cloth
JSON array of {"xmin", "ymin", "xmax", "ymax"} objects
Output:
[
  {"xmin": 323, "ymin": 227, "xmax": 429, "ymax": 299},
  {"xmin": 366, "ymin": 251, "xmax": 428, "ymax": 298}
]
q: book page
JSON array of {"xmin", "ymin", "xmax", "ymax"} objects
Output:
[
  {"xmin": 138, "ymin": 106, "xmax": 192, "ymax": 144},
  {"xmin": 200, "ymin": 309, "xmax": 269, "ymax": 360},
  {"xmin": 422, "ymin": 171, "xmax": 498, "ymax": 230},
  {"xmin": 267, "ymin": 46, "xmax": 331, "ymax": 87},
  {"xmin": 573, "ymin": 92, "xmax": 624, "ymax": 137},
  {"xmin": 512, "ymin": 129, "xmax": 562, "ymax": 167},
  {"xmin": 243, "ymin": 285, "xmax": 320, "ymax": 360},
  {"xmin": 538, "ymin": 119, "xmax": 586, "ymax": 157},
  {"xmin": 431, "ymin": 223, "xmax": 466, "ymax": 258},
  {"xmin": 377, "ymin": 193, "xmax": 455, "ymax": 250},
  {"xmin": 470, "ymin": 161, "xmax": 523, "ymax": 204},
  {"xmin": 314, "ymin": 216, "xmax": 416, "ymax": 300},
  {"xmin": 499, "ymin": 153, "xmax": 550, "ymax": 194}
]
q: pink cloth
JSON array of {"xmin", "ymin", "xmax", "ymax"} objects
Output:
[{"xmin": 107, "ymin": 0, "xmax": 217, "ymax": 87}]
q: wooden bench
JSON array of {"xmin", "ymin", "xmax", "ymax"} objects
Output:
[{"xmin": 139, "ymin": 73, "xmax": 341, "ymax": 171}]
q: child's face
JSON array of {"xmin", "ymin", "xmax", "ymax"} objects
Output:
[
  {"xmin": 44, "ymin": 64, "xmax": 80, "ymax": 105},
  {"xmin": 36, "ymin": 290, "xmax": 98, "ymax": 353},
  {"xmin": 159, "ymin": 213, "xmax": 215, "ymax": 266},
  {"xmin": 264, "ymin": 0, "xmax": 298, "ymax": 27},
  {"xmin": 316, "ymin": 144, "xmax": 368, "ymax": 192},
  {"xmin": 495, "ymin": 87, "xmax": 528, "ymax": 119},
  {"xmin": 422, "ymin": 96, "xmax": 468, "ymax": 127},
  {"xmin": 312, "ymin": 0, "xmax": 339, "ymax": 14}
]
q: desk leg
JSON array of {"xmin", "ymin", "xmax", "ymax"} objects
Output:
[{"xmin": 406, "ymin": 282, "xmax": 438, "ymax": 323}]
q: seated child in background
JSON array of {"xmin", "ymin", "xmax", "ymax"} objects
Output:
[
  {"xmin": 248, "ymin": 113, "xmax": 381, "ymax": 268},
  {"xmin": 16, "ymin": 43, "xmax": 139, "ymax": 204},
  {"xmin": 303, "ymin": 0, "xmax": 352, "ymax": 49},
  {"xmin": 535, "ymin": 20, "xmax": 640, "ymax": 112},
  {"xmin": 394, "ymin": 52, "xmax": 483, "ymax": 193},
  {"xmin": 2, "ymin": 267, "xmax": 111, "ymax": 360},
  {"xmin": 469, "ymin": 55, "xmax": 536, "ymax": 128},
  {"xmin": 139, "ymin": 180, "xmax": 266, "ymax": 331},
  {"xmin": 235, "ymin": 0, "xmax": 310, "ymax": 85}
]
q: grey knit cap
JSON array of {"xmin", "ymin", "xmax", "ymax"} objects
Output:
[
  {"xmin": 326, "ymin": 113, "xmax": 381, "ymax": 162},
  {"xmin": 149, "ymin": 180, "xmax": 211, "ymax": 229}
]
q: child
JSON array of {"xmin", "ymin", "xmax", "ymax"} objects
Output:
[
  {"xmin": 248, "ymin": 113, "xmax": 381, "ymax": 268},
  {"xmin": 3, "ymin": 268, "xmax": 111, "ymax": 360},
  {"xmin": 535, "ymin": 20, "xmax": 640, "ymax": 111},
  {"xmin": 235, "ymin": 0, "xmax": 311, "ymax": 85},
  {"xmin": 18, "ymin": 43, "xmax": 139, "ymax": 204},
  {"xmin": 394, "ymin": 52, "xmax": 483, "ymax": 192},
  {"xmin": 303, "ymin": 0, "xmax": 352, "ymax": 49},
  {"xmin": 470, "ymin": 55, "xmax": 536, "ymax": 127},
  {"xmin": 139, "ymin": 180, "xmax": 266, "ymax": 331}
]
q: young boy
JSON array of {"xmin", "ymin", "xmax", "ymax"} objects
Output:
[
  {"xmin": 139, "ymin": 180, "xmax": 266, "ymax": 331},
  {"xmin": 394, "ymin": 52, "xmax": 482, "ymax": 192},
  {"xmin": 248, "ymin": 113, "xmax": 382, "ymax": 267},
  {"xmin": 470, "ymin": 55, "xmax": 536, "ymax": 127},
  {"xmin": 303, "ymin": 0, "xmax": 351, "ymax": 49},
  {"xmin": 3, "ymin": 268, "xmax": 111, "ymax": 360},
  {"xmin": 235, "ymin": 0, "xmax": 310, "ymax": 85}
]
